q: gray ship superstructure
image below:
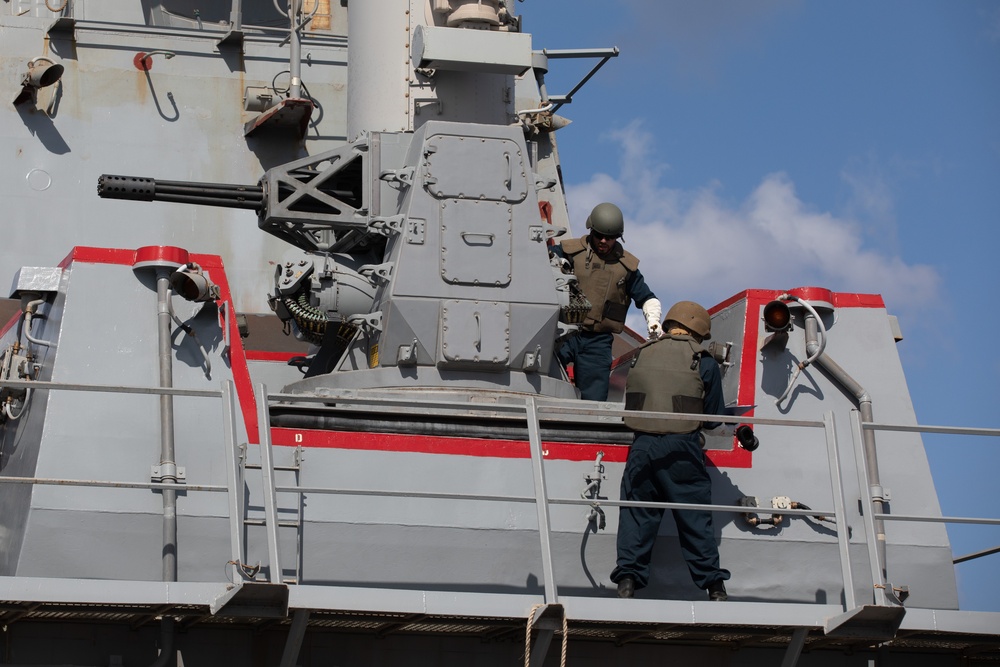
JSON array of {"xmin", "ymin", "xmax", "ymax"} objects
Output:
[{"xmin": 2, "ymin": 1, "xmax": 998, "ymax": 665}]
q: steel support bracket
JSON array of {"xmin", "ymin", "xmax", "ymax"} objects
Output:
[
  {"xmin": 348, "ymin": 311, "xmax": 383, "ymax": 333},
  {"xmin": 397, "ymin": 339, "xmax": 419, "ymax": 366},
  {"xmin": 47, "ymin": 17, "xmax": 76, "ymax": 40},
  {"xmin": 379, "ymin": 167, "xmax": 414, "ymax": 186},
  {"xmin": 150, "ymin": 464, "xmax": 186, "ymax": 483},
  {"xmin": 823, "ymin": 604, "xmax": 906, "ymax": 640},
  {"xmin": 214, "ymin": 582, "xmax": 289, "ymax": 619},
  {"xmin": 359, "ymin": 262, "xmax": 394, "ymax": 284},
  {"xmin": 779, "ymin": 627, "xmax": 810, "ymax": 667},
  {"xmin": 522, "ymin": 345, "xmax": 542, "ymax": 372},
  {"xmin": 209, "ymin": 581, "xmax": 244, "ymax": 615},
  {"xmin": 368, "ymin": 215, "xmax": 405, "ymax": 237},
  {"xmin": 879, "ymin": 581, "xmax": 910, "ymax": 606}
]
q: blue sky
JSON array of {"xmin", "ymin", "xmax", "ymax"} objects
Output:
[{"xmin": 523, "ymin": 0, "xmax": 1000, "ymax": 611}]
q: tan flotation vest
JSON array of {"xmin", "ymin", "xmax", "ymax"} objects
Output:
[
  {"xmin": 623, "ymin": 334, "xmax": 707, "ymax": 434},
  {"xmin": 560, "ymin": 236, "xmax": 639, "ymax": 334}
]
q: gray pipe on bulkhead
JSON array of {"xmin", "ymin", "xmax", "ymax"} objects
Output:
[
  {"xmin": 156, "ymin": 271, "xmax": 179, "ymax": 582},
  {"xmin": 288, "ymin": 0, "xmax": 303, "ymax": 100},
  {"xmin": 803, "ymin": 312, "xmax": 888, "ymax": 580},
  {"xmin": 150, "ymin": 271, "xmax": 178, "ymax": 667}
]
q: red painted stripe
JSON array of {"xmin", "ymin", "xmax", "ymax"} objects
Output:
[
  {"xmin": 59, "ymin": 247, "xmax": 138, "ymax": 268},
  {"xmin": 184, "ymin": 251, "xmax": 261, "ymax": 444},
  {"xmin": 59, "ymin": 246, "xmax": 885, "ymax": 466},
  {"xmin": 271, "ymin": 426, "xmax": 632, "ymax": 462},
  {"xmin": 705, "ymin": 295, "xmax": 756, "ymax": 469},
  {"xmin": 834, "ymin": 292, "xmax": 886, "ymax": 308},
  {"xmin": 65, "ymin": 246, "xmax": 261, "ymax": 444},
  {"xmin": 710, "ymin": 288, "xmax": 885, "ymax": 314},
  {"xmin": 1, "ymin": 311, "xmax": 19, "ymax": 338},
  {"xmin": 245, "ymin": 350, "xmax": 303, "ymax": 362}
]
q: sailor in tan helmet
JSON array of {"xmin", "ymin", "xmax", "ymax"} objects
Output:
[{"xmin": 611, "ymin": 301, "xmax": 732, "ymax": 601}]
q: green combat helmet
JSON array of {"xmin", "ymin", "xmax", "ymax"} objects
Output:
[{"xmin": 585, "ymin": 202, "xmax": 624, "ymax": 237}]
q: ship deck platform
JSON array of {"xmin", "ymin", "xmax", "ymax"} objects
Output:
[{"xmin": 1, "ymin": 577, "xmax": 998, "ymax": 662}]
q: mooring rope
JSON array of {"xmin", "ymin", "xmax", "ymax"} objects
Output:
[{"xmin": 524, "ymin": 603, "xmax": 569, "ymax": 667}]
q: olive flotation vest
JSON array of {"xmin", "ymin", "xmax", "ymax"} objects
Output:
[
  {"xmin": 623, "ymin": 333, "xmax": 708, "ymax": 434},
  {"xmin": 560, "ymin": 235, "xmax": 639, "ymax": 334}
]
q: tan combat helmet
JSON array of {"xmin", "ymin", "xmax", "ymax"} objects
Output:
[{"xmin": 664, "ymin": 300, "xmax": 712, "ymax": 341}]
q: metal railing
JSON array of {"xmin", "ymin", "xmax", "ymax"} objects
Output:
[
  {"xmin": 848, "ymin": 411, "xmax": 1000, "ymax": 607},
  {"xmin": 258, "ymin": 383, "xmax": 1000, "ymax": 616},
  {"xmin": 0, "ymin": 377, "xmax": 248, "ymax": 585},
  {"xmin": 259, "ymin": 388, "xmax": 847, "ymax": 605},
  {"xmin": 1, "ymin": 376, "xmax": 998, "ymax": 618}
]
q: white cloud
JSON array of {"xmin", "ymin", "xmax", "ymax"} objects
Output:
[{"xmin": 564, "ymin": 122, "xmax": 941, "ymax": 330}]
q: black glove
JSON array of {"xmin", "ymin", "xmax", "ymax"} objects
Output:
[{"xmin": 736, "ymin": 425, "xmax": 759, "ymax": 452}]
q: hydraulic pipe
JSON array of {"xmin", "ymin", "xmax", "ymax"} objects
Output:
[{"xmin": 804, "ymin": 312, "xmax": 888, "ymax": 580}]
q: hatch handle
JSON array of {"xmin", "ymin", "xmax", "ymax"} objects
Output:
[{"xmin": 460, "ymin": 232, "xmax": 494, "ymax": 246}]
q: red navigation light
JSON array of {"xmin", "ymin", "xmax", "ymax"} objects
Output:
[{"xmin": 763, "ymin": 300, "xmax": 792, "ymax": 332}]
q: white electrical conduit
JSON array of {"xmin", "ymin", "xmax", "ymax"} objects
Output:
[
  {"xmin": 774, "ymin": 294, "xmax": 827, "ymax": 406},
  {"xmin": 3, "ymin": 388, "xmax": 32, "ymax": 421},
  {"xmin": 167, "ymin": 299, "xmax": 212, "ymax": 379},
  {"xmin": 3, "ymin": 298, "xmax": 52, "ymax": 421},
  {"xmin": 516, "ymin": 102, "xmax": 555, "ymax": 117},
  {"xmin": 23, "ymin": 299, "xmax": 53, "ymax": 348}
]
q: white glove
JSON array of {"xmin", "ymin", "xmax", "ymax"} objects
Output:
[{"xmin": 642, "ymin": 298, "xmax": 662, "ymax": 339}]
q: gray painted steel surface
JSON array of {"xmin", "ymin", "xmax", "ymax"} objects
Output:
[{"xmin": 2, "ymin": 1, "xmax": 998, "ymax": 665}]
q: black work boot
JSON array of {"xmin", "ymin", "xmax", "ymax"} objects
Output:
[
  {"xmin": 707, "ymin": 580, "xmax": 728, "ymax": 601},
  {"xmin": 617, "ymin": 576, "xmax": 635, "ymax": 599}
]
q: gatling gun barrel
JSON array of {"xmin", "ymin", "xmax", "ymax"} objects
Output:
[{"xmin": 97, "ymin": 174, "xmax": 264, "ymax": 211}]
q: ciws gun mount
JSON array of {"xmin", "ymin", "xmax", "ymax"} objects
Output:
[{"xmin": 97, "ymin": 122, "xmax": 587, "ymax": 398}]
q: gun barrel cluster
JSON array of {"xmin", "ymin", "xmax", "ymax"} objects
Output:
[{"xmin": 97, "ymin": 174, "xmax": 264, "ymax": 211}]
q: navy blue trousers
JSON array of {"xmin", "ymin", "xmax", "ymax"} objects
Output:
[
  {"xmin": 611, "ymin": 431, "xmax": 730, "ymax": 591},
  {"xmin": 556, "ymin": 330, "xmax": 613, "ymax": 401}
]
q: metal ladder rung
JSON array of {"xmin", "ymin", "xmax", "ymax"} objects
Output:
[
  {"xmin": 245, "ymin": 463, "xmax": 300, "ymax": 472},
  {"xmin": 252, "ymin": 384, "xmax": 306, "ymax": 587},
  {"xmin": 244, "ymin": 519, "xmax": 300, "ymax": 528}
]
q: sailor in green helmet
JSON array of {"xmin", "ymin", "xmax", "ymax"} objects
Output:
[
  {"xmin": 611, "ymin": 300, "xmax": 732, "ymax": 602},
  {"xmin": 551, "ymin": 202, "xmax": 662, "ymax": 401}
]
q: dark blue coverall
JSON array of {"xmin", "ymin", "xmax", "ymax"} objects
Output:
[
  {"xmin": 610, "ymin": 355, "xmax": 731, "ymax": 592},
  {"xmin": 550, "ymin": 245, "xmax": 656, "ymax": 401}
]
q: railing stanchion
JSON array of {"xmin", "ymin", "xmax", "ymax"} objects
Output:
[
  {"xmin": 850, "ymin": 409, "xmax": 887, "ymax": 605},
  {"xmin": 255, "ymin": 383, "xmax": 283, "ymax": 583},
  {"xmin": 221, "ymin": 380, "xmax": 245, "ymax": 582},
  {"xmin": 525, "ymin": 396, "xmax": 558, "ymax": 603},
  {"xmin": 823, "ymin": 411, "xmax": 855, "ymax": 610}
]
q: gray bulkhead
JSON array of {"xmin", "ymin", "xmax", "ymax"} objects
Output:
[
  {"xmin": 0, "ymin": 253, "xmax": 959, "ymax": 611},
  {"xmin": 0, "ymin": 1, "xmax": 982, "ymax": 664}
]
